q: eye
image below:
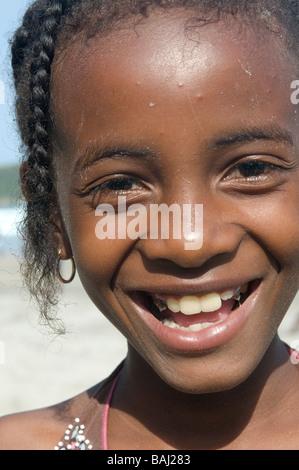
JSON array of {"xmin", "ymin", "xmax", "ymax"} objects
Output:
[
  {"xmin": 233, "ymin": 161, "xmax": 278, "ymax": 179},
  {"xmin": 86, "ymin": 175, "xmax": 150, "ymax": 207},
  {"xmin": 90, "ymin": 177, "xmax": 140, "ymax": 193},
  {"xmin": 223, "ymin": 159, "xmax": 285, "ymax": 185},
  {"xmin": 220, "ymin": 157, "xmax": 291, "ymax": 194}
]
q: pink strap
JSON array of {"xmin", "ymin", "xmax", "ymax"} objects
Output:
[{"xmin": 101, "ymin": 371, "xmax": 122, "ymax": 450}]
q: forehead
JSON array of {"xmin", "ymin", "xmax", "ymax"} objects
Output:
[{"xmin": 50, "ymin": 10, "xmax": 297, "ymax": 152}]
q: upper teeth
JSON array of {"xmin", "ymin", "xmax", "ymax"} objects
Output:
[{"xmin": 154, "ymin": 288, "xmax": 242, "ymax": 316}]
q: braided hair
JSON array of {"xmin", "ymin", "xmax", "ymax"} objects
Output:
[{"xmin": 11, "ymin": 0, "xmax": 298, "ymax": 330}]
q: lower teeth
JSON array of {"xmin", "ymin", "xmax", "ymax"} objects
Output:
[{"xmin": 162, "ymin": 318, "xmax": 223, "ymax": 331}]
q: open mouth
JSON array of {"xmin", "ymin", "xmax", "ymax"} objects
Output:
[{"xmin": 132, "ymin": 282, "xmax": 254, "ymax": 333}]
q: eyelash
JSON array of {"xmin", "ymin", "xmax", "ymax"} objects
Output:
[
  {"xmin": 227, "ymin": 160, "xmax": 282, "ymax": 180},
  {"xmin": 86, "ymin": 159, "xmax": 285, "ymax": 203},
  {"xmin": 89, "ymin": 177, "xmax": 142, "ymax": 195}
]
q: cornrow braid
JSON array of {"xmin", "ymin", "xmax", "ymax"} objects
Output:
[
  {"xmin": 28, "ymin": 4, "xmax": 66, "ymax": 168},
  {"xmin": 11, "ymin": 0, "xmax": 298, "ymax": 331},
  {"xmin": 12, "ymin": 0, "xmax": 71, "ymax": 329}
]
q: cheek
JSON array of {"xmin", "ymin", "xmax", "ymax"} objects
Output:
[
  {"xmin": 74, "ymin": 235, "xmax": 133, "ymax": 287},
  {"xmin": 262, "ymin": 207, "xmax": 299, "ymax": 270},
  {"xmin": 67, "ymin": 209, "xmax": 134, "ymax": 292},
  {"xmin": 71, "ymin": 235, "xmax": 135, "ymax": 332},
  {"xmin": 239, "ymin": 189, "xmax": 299, "ymax": 271}
]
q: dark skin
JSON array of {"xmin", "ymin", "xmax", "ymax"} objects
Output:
[{"xmin": 1, "ymin": 10, "xmax": 299, "ymax": 449}]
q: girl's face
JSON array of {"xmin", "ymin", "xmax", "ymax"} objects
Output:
[{"xmin": 51, "ymin": 11, "xmax": 299, "ymax": 393}]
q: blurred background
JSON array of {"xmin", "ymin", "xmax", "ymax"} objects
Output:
[
  {"xmin": 0, "ymin": 1, "xmax": 299, "ymax": 418},
  {"xmin": 0, "ymin": 1, "xmax": 127, "ymax": 418}
]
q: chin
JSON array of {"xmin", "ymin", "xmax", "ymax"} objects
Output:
[{"xmin": 139, "ymin": 339, "xmax": 263, "ymax": 396}]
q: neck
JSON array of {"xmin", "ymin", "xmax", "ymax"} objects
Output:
[{"xmin": 114, "ymin": 337, "xmax": 296, "ymax": 449}]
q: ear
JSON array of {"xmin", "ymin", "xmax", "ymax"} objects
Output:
[
  {"xmin": 52, "ymin": 207, "xmax": 73, "ymax": 261},
  {"xmin": 52, "ymin": 209, "xmax": 73, "ymax": 260},
  {"xmin": 20, "ymin": 161, "xmax": 73, "ymax": 261}
]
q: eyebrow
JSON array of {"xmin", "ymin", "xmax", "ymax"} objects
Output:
[
  {"xmin": 74, "ymin": 123, "xmax": 294, "ymax": 175},
  {"xmin": 74, "ymin": 143, "xmax": 155, "ymax": 175},
  {"xmin": 208, "ymin": 124, "xmax": 294, "ymax": 150}
]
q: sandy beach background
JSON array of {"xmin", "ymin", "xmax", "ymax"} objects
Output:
[
  {"xmin": 0, "ymin": 252, "xmax": 127, "ymax": 417},
  {"xmin": 1, "ymin": 250, "xmax": 299, "ymax": 418}
]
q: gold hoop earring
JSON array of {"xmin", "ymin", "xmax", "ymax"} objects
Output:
[{"xmin": 56, "ymin": 249, "xmax": 76, "ymax": 284}]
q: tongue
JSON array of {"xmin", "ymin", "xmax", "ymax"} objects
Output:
[{"xmin": 163, "ymin": 298, "xmax": 235, "ymax": 327}]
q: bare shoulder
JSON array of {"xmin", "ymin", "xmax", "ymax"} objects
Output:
[
  {"xmin": 0, "ymin": 409, "xmax": 63, "ymax": 450},
  {"xmin": 0, "ymin": 391, "xmax": 91, "ymax": 450}
]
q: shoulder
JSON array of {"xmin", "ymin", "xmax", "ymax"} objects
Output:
[
  {"xmin": 0, "ymin": 391, "xmax": 91, "ymax": 450},
  {"xmin": 0, "ymin": 366, "xmax": 123, "ymax": 450},
  {"xmin": 0, "ymin": 409, "xmax": 61, "ymax": 450}
]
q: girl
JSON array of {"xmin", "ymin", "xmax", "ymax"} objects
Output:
[{"xmin": 0, "ymin": 0, "xmax": 299, "ymax": 450}]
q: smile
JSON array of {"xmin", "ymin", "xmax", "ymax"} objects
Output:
[
  {"xmin": 150, "ymin": 284, "xmax": 249, "ymax": 331},
  {"xmin": 129, "ymin": 280, "xmax": 261, "ymax": 352}
]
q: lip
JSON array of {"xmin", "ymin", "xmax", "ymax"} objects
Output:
[{"xmin": 128, "ymin": 279, "xmax": 261, "ymax": 353}]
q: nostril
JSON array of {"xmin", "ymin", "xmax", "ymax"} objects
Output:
[{"xmin": 137, "ymin": 238, "xmax": 207, "ymax": 269}]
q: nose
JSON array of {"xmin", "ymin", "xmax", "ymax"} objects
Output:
[{"xmin": 137, "ymin": 200, "xmax": 244, "ymax": 270}]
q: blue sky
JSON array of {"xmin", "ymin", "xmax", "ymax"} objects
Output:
[{"xmin": 0, "ymin": 1, "xmax": 32, "ymax": 168}]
